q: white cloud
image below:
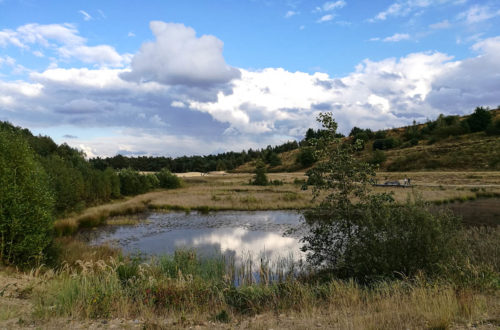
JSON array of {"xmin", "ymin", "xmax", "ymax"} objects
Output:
[
  {"xmin": 127, "ymin": 32, "xmax": 136, "ymax": 37},
  {"xmin": 429, "ymin": 19, "xmax": 451, "ymax": 29},
  {"xmin": 285, "ymin": 10, "xmax": 297, "ymax": 18},
  {"xmin": 171, "ymin": 101, "xmax": 186, "ymax": 108},
  {"xmin": 317, "ymin": 14, "xmax": 334, "ymax": 23},
  {"xmin": 58, "ymin": 45, "xmax": 123, "ymax": 67},
  {"xmin": 314, "ymin": 1, "xmax": 346, "ymax": 12},
  {"xmin": 0, "ymin": 23, "xmax": 126, "ymax": 67},
  {"xmin": 0, "ymin": 55, "xmax": 16, "ymax": 67},
  {"xmin": 2, "ymin": 23, "xmax": 500, "ymax": 156},
  {"xmin": 323, "ymin": 1, "xmax": 346, "ymax": 11},
  {"xmin": 383, "ymin": 33, "xmax": 410, "ymax": 42},
  {"xmin": 370, "ymin": 0, "xmax": 463, "ymax": 22},
  {"xmin": 121, "ymin": 21, "xmax": 240, "ymax": 86},
  {"xmin": 79, "ymin": 10, "xmax": 92, "ymax": 21},
  {"xmin": 457, "ymin": 5, "xmax": 500, "ymax": 24}
]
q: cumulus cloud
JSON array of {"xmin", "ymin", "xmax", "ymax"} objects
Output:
[
  {"xmin": 58, "ymin": 45, "xmax": 123, "ymax": 66},
  {"xmin": 427, "ymin": 36, "xmax": 500, "ymax": 111},
  {"xmin": 2, "ymin": 22, "xmax": 500, "ymax": 156},
  {"xmin": 0, "ymin": 23, "xmax": 125, "ymax": 67},
  {"xmin": 285, "ymin": 10, "xmax": 297, "ymax": 18},
  {"xmin": 121, "ymin": 22, "xmax": 240, "ymax": 87},
  {"xmin": 187, "ymin": 49, "xmax": 466, "ymax": 136}
]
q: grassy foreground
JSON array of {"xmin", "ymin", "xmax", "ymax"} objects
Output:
[{"xmin": 1, "ymin": 224, "xmax": 499, "ymax": 329}]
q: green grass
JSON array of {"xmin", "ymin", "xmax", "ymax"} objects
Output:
[{"xmin": 32, "ymin": 222, "xmax": 500, "ymax": 324}]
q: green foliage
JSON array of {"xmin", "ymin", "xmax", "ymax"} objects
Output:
[
  {"xmin": 485, "ymin": 118, "xmax": 500, "ymax": 136},
  {"xmin": 302, "ymin": 112, "xmax": 462, "ymax": 282},
  {"xmin": 296, "ymin": 147, "xmax": 317, "ymax": 168},
  {"xmin": 41, "ymin": 155, "xmax": 85, "ymax": 214},
  {"xmin": 466, "ymin": 107, "xmax": 492, "ymax": 132},
  {"xmin": 372, "ymin": 137, "xmax": 400, "ymax": 150},
  {"xmin": 0, "ymin": 130, "xmax": 54, "ymax": 266},
  {"xmin": 369, "ymin": 150, "xmax": 387, "ymax": 165},
  {"xmin": 374, "ymin": 130, "xmax": 387, "ymax": 139},
  {"xmin": 118, "ymin": 168, "xmax": 145, "ymax": 195},
  {"xmin": 267, "ymin": 152, "xmax": 282, "ymax": 167},
  {"xmin": 252, "ymin": 160, "xmax": 268, "ymax": 186},
  {"xmin": 156, "ymin": 168, "xmax": 181, "ymax": 189}
]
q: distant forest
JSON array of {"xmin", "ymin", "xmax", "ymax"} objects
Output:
[{"xmin": 90, "ymin": 140, "xmax": 301, "ymax": 172}]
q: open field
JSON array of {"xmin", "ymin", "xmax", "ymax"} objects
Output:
[
  {"xmin": 2, "ymin": 171, "xmax": 498, "ymax": 329},
  {"xmin": 54, "ymin": 170, "xmax": 500, "ymax": 235}
]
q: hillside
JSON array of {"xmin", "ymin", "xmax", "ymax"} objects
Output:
[{"xmin": 234, "ymin": 108, "xmax": 500, "ymax": 173}]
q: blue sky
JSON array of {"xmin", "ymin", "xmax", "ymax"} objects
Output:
[{"xmin": 1, "ymin": 0, "xmax": 500, "ymax": 157}]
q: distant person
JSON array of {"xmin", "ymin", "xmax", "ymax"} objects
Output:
[
  {"xmin": 408, "ymin": 178, "xmax": 411, "ymax": 186},
  {"xmin": 403, "ymin": 178, "xmax": 407, "ymax": 186}
]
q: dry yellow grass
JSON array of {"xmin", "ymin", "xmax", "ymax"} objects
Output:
[{"xmin": 54, "ymin": 171, "xmax": 500, "ymax": 235}]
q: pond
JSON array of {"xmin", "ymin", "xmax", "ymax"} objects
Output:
[{"xmin": 85, "ymin": 210, "xmax": 306, "ymax": 264}]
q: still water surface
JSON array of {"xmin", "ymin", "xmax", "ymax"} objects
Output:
[{"xmin": 87, "ymin": 211, "xmax": 306, "ymax": 262}]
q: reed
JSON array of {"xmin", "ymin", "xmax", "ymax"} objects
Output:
[{"xmin": 31, "ymin": 250, "xmax": 497, "ymax": 328}]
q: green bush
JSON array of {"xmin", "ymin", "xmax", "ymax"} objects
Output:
[
  {"xmin": 251, "ymin": 160, "xmax": 268, "ymax": 186},
  {"xmin": 466, "ymin": 107, "xmax": 492, "ymax": 132},
  {"xmin": 296, "ymin": 147, "xmax": 317, "ymax": 168},
  {"xmin": 0, "ymin": 130, "xmax": 54, "ymax": 266},
  {"xmin": 156, "ymin": 168, "xmax": 181, "ymax": 189},
  {"xmin": 118, "ymin": 168, "xmax": 142, "ymax": 195},
  {"xmin": 485, "ymin": 119, "xmax": 500, "ymax": 136},
  {"xmin": 373, "ymin": 138, "xmax": 400, "ymax": 150},
  {"xmin": 369, "ymin": 150, "xmax": 387, "ymax": 165}
]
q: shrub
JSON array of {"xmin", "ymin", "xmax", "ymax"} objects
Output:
[
  {"xmin": 296, "ymin": 147, "xmax": 317, "ymax": 168},
  {"xmin": 369, "ymin": 150, "xmax": 387, "ymax": 165},
  {"xmin": 485, "ymin": 119, "xmax": 500, "ymax": 136},
  {"xmin": 466, "ymin": 107, "xmax": 492, "ymax": 132},
  {"xmin": 302, "ymin": 113, "xmax": 462, "ymax": 282},
  {"xmin": 251, "ymin": 160, "xmax": 268, "ymax": 186},
  {"xmin": 118, "ymin": 168, "xmax": 142, "ymax": 195},
  {"xmin": 156, "ymin": 168, "xmax": 181, "ymax": 189},
  {"xmin": 0, "ymin": 130, "xmax": 54, "ymax": 266},
  {"xmin": 373, "ymin": 138, "xmax": 400, "ymax": 150},
  {"xmin": 374, "ymin": 130, "xmax": 387, "ymax": 139}
]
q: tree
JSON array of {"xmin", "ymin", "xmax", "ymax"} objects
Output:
[
  {"xmin": 0, "ymin": 130, "xmax": 54, "ymax": 266},
  {"xmin": 370, "ymin": 150, "xmax": 387, "ymax": 165},
  {"xmin": 268, "ymin": 152, "xmax": 282, "ymax": 167},
  {"xmin": 301, "ymin": 113, "xmax": 460, "ymax": 281},
  {"xmin": 41, "ymin": 155, "xmax": 85, "ymax": 214},
  {"xmin": 252, "ymin": 160, "xmax": 268, "ymax": 186},
  {"xmin": 296, "ymin": 147, "xmax": 317, "ymax": 167},
  {"xmin": 466, "ymin": 107, "xmax": 492, "ymax": 132},
  {"xmin": 156, "ymin": 168, "xmax": 181, "ymax": 189}
]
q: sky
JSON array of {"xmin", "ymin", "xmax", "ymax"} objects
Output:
[{"xmin": 1, "ymin": 0, "xmax": 500, "ymax": 157}]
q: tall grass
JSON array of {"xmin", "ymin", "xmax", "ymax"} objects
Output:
[
  {"xmin": 54, "ymin": 198, "xmax": 151, "ymax": 236},
  {"xmin": 32, "ymin": 230, "xmax": 499, "ymax": 327}
]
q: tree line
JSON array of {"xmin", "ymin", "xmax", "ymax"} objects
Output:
[
  {"xmin": 90, "ymin": 140, "xmax": 300, "ymax": 172},
  {"xmin": 0, "ymin": 121, "xmax": 182, "ymax": 215}
]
